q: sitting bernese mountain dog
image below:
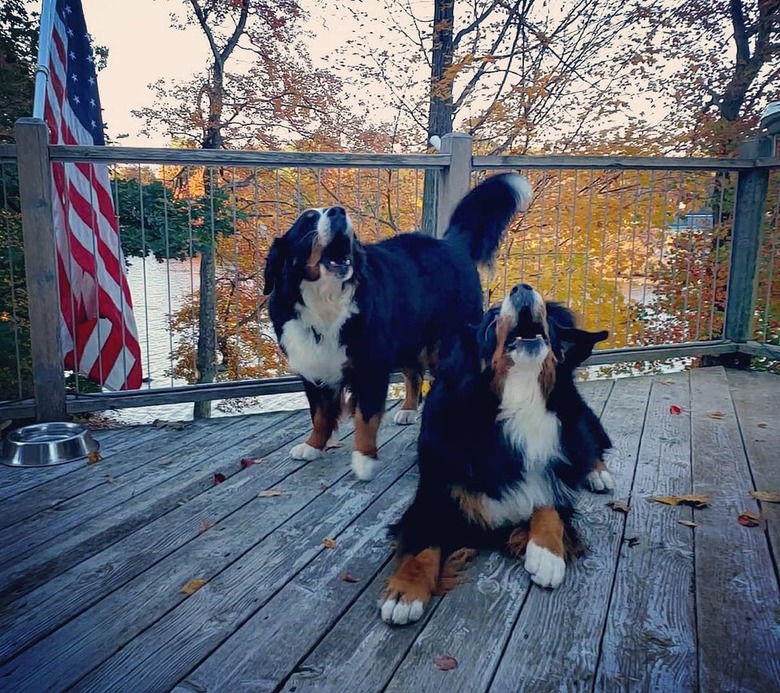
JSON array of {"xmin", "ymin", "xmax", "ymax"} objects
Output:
[
  {"xmin": 262, "ymin": 174, "xmax": 532, "ymax": 481},
  {"xmin": 380, "ymin": 282, "xmax": 613, "ymax": 625}
]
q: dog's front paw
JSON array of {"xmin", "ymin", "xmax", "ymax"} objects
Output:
[
  {"xmin": 585, "ymin": 465, "xmax": 615, "ymax": 493},
  {"xmin": 290, "ymin": 443, "xmax": 323, "ymax": 461},
  {"xmin": 351, "ymin": 451, "xmax": 379, "ymax": 481},
  {"xmin": 524, "ymin": 540, "xmax": 565, "ymax": 589},
  {"xmin": 379, "ymin": 591, "xmax": 426, "ymax": 626},
  {"xmin": 393, "ymin": 408, "xmax": 417, "ymax": 425}
]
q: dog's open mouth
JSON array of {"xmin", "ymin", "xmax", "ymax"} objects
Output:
[{"xmin": 505, "ymin": 306, "xmax": 547, "ymax": 354}]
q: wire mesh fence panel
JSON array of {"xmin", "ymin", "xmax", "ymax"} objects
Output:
[
  {"xmin": 475, "ymin": 166, "xmax": 738, "ymax": 353},
  {"xmin": 755, "ymin": 169, "xmax": 780, "ymax": 357}
]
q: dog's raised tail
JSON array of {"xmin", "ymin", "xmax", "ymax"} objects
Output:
[{"xmin": 443, "ymin": 173, "xmax": 532, "ymax": 265}]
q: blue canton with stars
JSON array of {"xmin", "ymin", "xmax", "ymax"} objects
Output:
[{"xmin": 57, "ymin": 0, "xmax": 105, "ymax": 144}]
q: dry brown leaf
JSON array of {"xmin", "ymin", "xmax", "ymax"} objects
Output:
[
  {"xmin": 607, "ymin": 500, "xmax": 630, "ymax": 513},
  {"xmin": 626, "ymin": 536, "xmax": 640, "ymax": 548},
  {"xmin": 258, "ymin": 488, "xmax": 284, "ymax": 498},
  {"xmin": 678, "ymin": 520, "xmax": 698, "ymax": 528},
  {"xmin": 750, "ymin": 490, "xmax": 780, "ymax": 503},
  {"xmin": 658, "ymin": 379, "xmax": 673, "ymax": 386},
  {"xmin": 651, "ymin": 494, "xmax": 710, "ymax": 509},
  {"xmin": 433, "ymin": 654, "xmax": 459, "ymax": 671},
  {"xmin": 669, "ymin": 405, "xmax": 682, "ymax": 415},
  {"xmin": 104, "ymin": 475, "xmax": 115, "ymax": 484},
  {"xmin": 180, "ymin": 578, "xmax": 207, "ymax": 595},
  {"xmin": 737, "ymin": 511, "xmax": 762, "ymax": 528},
  {"xmin": 706, "ymin": 411, "xmax": 726, "ymax": 420},
  {"xmin": 325, "ymin": 439, "xmax": 344, "ymax": 450},
  {"xmin": 152, "ymin": 419, "xmax": 188, "ymax": 431},
  {"xmin": 339, "ymin": 572, "xmax": 359, "ymax": 583},
  {"xmin": 87, "ymin": 450, "xmax": 102, "ymax": 465},
  {"xmin": 322, "ymin": 538, "xmax": 337, "ymax": 549},
  {"xmin": 319, "ymin": 482, "xmax": 330, "ymax": 491},
  {"xmin": 198, "ymin": 519, "xmax": 211, "ymax": 534},
  {"xmin": 757, "ymin": 422, "xmax": 768, "ymax": 429}
]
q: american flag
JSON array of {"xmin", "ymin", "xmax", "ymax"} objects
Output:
[{"xmin": 42, "ymin": 0, "xmax": 142, "ymax": 390}]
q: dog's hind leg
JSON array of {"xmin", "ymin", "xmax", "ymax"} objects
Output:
[
  {"xmin": 290, "ymin": 381, "xmax": 342, "ymax": 461},
  {"xmin": 393, "ymin": 367, "xmax": 422, "ymax": 425},
  {"xmin": 524, "ymin": 506, "xmax": 566, "ymax": 589}
]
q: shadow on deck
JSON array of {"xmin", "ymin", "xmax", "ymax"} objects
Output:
[{"xmin": 0, "ymin": 367, "xmax": 778, "ymax": 692}]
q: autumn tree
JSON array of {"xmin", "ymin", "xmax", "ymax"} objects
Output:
[{"xmin": 134, "ymin": 0, "xmax": 344, "ymax": 417}]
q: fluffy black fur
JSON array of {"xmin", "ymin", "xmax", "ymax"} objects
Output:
[
  {"xmin": 262, "ymin": 174, "xmax": 531, "ymax": 468},
  {"xmin": 390, "ymin": 298, "xmax": 612, "ymax": 560}
]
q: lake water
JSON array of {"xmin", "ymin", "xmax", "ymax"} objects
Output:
[{"xmin": 114, "ymin": 258, "xmax": 662, "ymax": 424}]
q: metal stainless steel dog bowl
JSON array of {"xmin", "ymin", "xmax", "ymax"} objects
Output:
[{"xmin": 0, "ymin": 422, "xmax": 99, "ymax": 467}]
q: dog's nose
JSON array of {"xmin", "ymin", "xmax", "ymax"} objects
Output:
[{"xmin": 326, "ymin": 206, "xmax": 346, "ymax": 218}]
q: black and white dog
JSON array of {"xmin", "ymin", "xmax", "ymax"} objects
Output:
[
  {"xmin": 263, "ymin": 174, "xmax": 532, "ymax": 481},
  {"xmin": 380, "ymin": 283, "xmax": 613, "ymax": 625}
]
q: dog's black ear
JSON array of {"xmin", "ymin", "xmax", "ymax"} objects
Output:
[
  {"xmin": 263, "ymin": 237, "xmax": 286, "ymax": 295},
  {"xmin": 554, "ymin": 326, "xmax": 609, "ymax": 369}
]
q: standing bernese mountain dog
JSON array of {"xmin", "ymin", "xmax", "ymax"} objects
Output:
[
  {"xmin": 262, "ymin": 174, "xmax": 532, "ymax": 481},
  {"xmin": 380, "ymin": 282, "xmax": 613, "ymax": 625}
]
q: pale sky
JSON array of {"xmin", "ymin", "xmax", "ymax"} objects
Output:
[{"xmin": 78, "ymin": 0, "xmax": 367, "ymax": 146}]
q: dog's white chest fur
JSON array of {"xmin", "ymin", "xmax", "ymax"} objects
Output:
[
  {"xmin": 280, "ymin": 272, "xmax": 358, "ymax": 386},
  {"xmin": 482, "ymin": 364, "xmax": 562, "ymax": 527}
]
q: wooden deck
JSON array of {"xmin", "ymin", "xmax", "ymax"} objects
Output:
[{"xmin": 0, "ymin": 367, "xmax": 778, "ymax": 692}]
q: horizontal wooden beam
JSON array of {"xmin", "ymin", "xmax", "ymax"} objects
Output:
[
  {"xmin": 737, "ymin": 341, "xmax": 780, "ymax": 360},
  {"xmin": 48, "ymin": 146, "xmax": 450, "ymax": 169},
  {"xmin": 472, "ymin": 155, "xmax": 758, "ymax": 171},
  {"xmin": 582, "ymin": 340, "xmax": 737, "ymax": 366}
]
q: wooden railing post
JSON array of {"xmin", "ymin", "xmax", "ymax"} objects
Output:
[
  {"xmin": 721, "ymin": 136, "xmax": 773, "ymax": 368},
  {"xmin": 435, "ymin": 133, "xmax": 473, "ymax": 238},
  {"xmin": 14, "ymin": 118, "xmax": 67, "ymax": 421}
]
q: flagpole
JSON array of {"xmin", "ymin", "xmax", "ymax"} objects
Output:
[{"xmin": 33, "ymin": 0, "xmax": 57, "ymax": 118}]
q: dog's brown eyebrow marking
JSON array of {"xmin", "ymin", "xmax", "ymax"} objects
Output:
[{"xmin": 491, "ymin": 314, "xmax": 513, "ymax": 371}]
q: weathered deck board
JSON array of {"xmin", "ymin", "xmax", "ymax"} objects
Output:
[
  {"xmin": 726, "ymin": 369, "xmax": 780, "ymax": 572},
  {"xmin": 488, "ymin": 375, "xmax": 652, "ymax": 693},
  {"xmin": 690, "ymin": 367, "xmax": 780, "ymax": 691},
  {"xmin": 0, "ymin": 372, "xmax": 777, "ymax": 692},
  {"xmin": 595, "ymin": 372, "xmax": 697, "ymax": 691}
]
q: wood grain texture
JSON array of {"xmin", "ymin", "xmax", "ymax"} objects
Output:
[
  {"xmin": 176, "ymin": 460, "xmax": 421, "ymax": 692},
  {"xmin": 690, "ymin": 367, "xmax": 780, "ymax": 691},
  {"xmin": 489, "ymin": 375, "xmax": 652, "ymax": 693},
  {"xmin": 0, "ymin": 411, "xmax": 310, "ymax": 608},
  {"xmin": 64, "ymin": 414, "xmax": 412, "ymax": 693},
  {"xmin": 595, "ymin": 372, "xmax": 697, "ymax": 691},
  {"xmin": 726, "ymin": 369, "xmax": 780, "ymax": 571},
  {"xmin": 14, "ymin": 118, "xmax": 66, "ymax": 421}
]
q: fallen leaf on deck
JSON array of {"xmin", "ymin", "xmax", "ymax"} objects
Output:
[
  {"xmin": 198, "ymin": 519, "xmax": 210, "ymax": 534},
  {"xmin": 87, "ymin": 450, "xmax": 102, "ymax": 465},
  {"xmin": 678, "ymin": 520, "xmax": 698, "ymax": 528},
  {"xmin": 152, "ymin": 419, "xmax": 188, "ymax": 431},
  {"xmin": 750, "ymin": 490, "xmax": 780, "ymax": 503},
  {"xmin": 651, "ymin": 494, "xmax": 710, "ymax": 509},
  {"xmin": 658, "ymin": 379, "xmax": 673, "ymax": 386},
  {"xmin": 258, "ymin": 488, "xmax": 284, "ymax": 498},
  {"xmin": 325, "ymin": 439, "xmax": 343, "ymax": 450},
  {"xmin": 607, "ymin": 500, "xmax": 630, "ymax": 513},
  {"xmin": 240, "ymin": 458, "xmax": 257, "ymax": 469},
  {"xmin": 737, "ymin": 511, "xmax": 762, "ymax": 528},
  {"xmin": 319, "ymin": 481, "xmax": 330, "ymax": 490},
  {"xmin": 105, "ymin": 475, "xmax": 115, "ymax": 484},
  {"xmin": 322, "ymin": 538, "xmax": 337, "ymax": 549},
  {"xmin": 669, "ymin": 405, "xmax": 682, "ymax": 415},
  {"xmin": 339, "ymin": 572, "xmax": 359, "ymax": 583},
  {"xmin": 706, "ymin": 411, "xmax": 725, "ymax": 420},
  {"xmin": 433, "ymin": 654, "xmax": 458, "ymax": 671},
  {"xmin": 213, "ymin": 473, "xmax": 226, "ymax": 485},
  {"xmin": 180, "ymin": 579, "xmax": 207, "ymax": 595},
  {"xmin": 757, "ymin": 422, "xmax": 768, "ymax": 429}
]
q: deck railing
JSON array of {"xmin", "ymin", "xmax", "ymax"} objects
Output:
[{"xmin": 1, "ymin": 119, "xmax": 778, "ymax": 420}]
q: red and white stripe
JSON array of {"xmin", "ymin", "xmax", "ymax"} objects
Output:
[{"xmin": 44, "ymin": 8, "xmax": 142, "ymax": 391}]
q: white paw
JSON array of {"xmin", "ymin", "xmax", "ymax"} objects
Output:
[
  {"xmin": 290, "ymin": 443, "xmax": 323, "ymax": 461},
  {"xmin": 524, "ymin": 540, "xmax": 565, "ymax": 589},
  {"xmin": 586, "ymin": 468, "xmax": 616, "ymax": 493},
  {"xmin": 351, "ymin": 451, "xmax": 379, "ymax": 481},
  {"xmin": 379, "ymin": 596, "xmax": 425, "ymax": 625},
  {"xmin": 393, "ymin": 409, "xmax": 418, "ymax": 425}
]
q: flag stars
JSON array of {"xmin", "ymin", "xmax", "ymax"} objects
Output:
[
  {"xmin": 69, "ymin": 51, "xmax": 76, "ymax": 60},
  {"xmin": 88, "ymin": 76, "xmax": 95, "ymax": 85},
  {"xmin": 66, "ymin": 27, "xmax": 74, "ymax": 37},
  {"xmin": 73, "ymin": 95, "xmax": 80, "ymax": 104},
  {"xmin": 65, "ymin": 4, "xmax": 72, "ymax": 13},
  {"xmin": 71, "ymin": 73, "xmax": 78, "ymax": 82},
  {"xmin": 90, "ymin": 120, "xmax": 97, "ymax": 129},
  {"xmin": 89, "ymin": 98, "xmax": 96, "ymax": 107}
]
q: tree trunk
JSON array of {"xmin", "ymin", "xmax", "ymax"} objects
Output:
[
  {"xmin": 422, "ymin": 0, "xmax": 455, "ymax": 236},
  {"xmin": 193, "ymin": 243, "xmax": 217, "ymax": 419}
]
